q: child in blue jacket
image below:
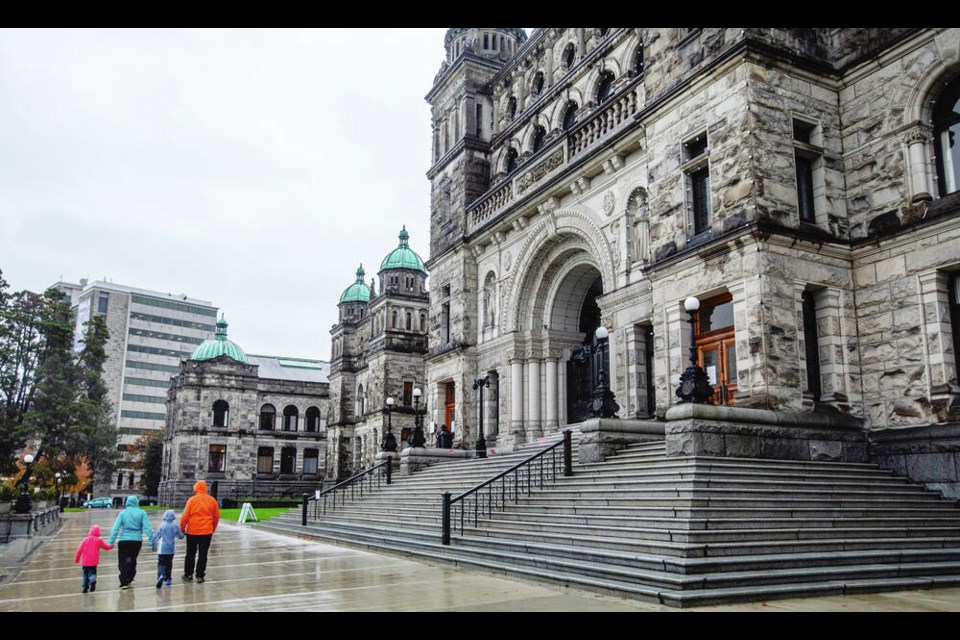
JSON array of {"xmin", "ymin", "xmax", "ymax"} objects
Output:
[{"xmin": 151, "ymin": 509, "xmax": 185, "ymax": 588}]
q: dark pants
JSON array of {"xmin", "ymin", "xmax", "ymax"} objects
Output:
[
  {"xmin": 117, "ymin": 541, "xmax": 142, "ymax": 586},
  {"xmin": 81, "ymin": 566, "xmax": 98, "ymax": 591},
  {"xmin": 184, "ymin": 534, "xmax": 212, "ymax": 579},
  {"xmin": 157, "ymin": 554, "xmax": 174, "ymax": 581}
]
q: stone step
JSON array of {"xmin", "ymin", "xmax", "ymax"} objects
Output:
[{"xmin": 567, "ymin": 464, "xmax": 903, "ymax": 482}]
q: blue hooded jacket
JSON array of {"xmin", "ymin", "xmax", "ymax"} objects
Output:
[
  {"xmin": 109, "ymin": 495, "xmax": 154, "ymax": 545},
  {"xmin": 152, "ymin": 509, "xmax": 185, "ymax": 555}
]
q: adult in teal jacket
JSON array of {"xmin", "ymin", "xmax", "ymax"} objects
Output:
[{"xmin": 108, "ymin": 495, "xmax": 154, "ymax": 589}]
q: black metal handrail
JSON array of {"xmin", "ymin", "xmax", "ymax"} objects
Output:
[
  {"xmin": 301, "ymin": 458, "xmax": 392, "ymax": 525},
  {"xmin": 441, "ymin": 430, "xmax": 572, "ymax": 545}
]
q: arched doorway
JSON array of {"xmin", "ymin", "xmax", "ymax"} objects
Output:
[{"xmin": 564, "ymin": 273, "xmax": 605, "ymax": 423}]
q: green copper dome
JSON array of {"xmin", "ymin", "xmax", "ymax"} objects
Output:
[
  {"xmin": 379, "ymin": 226, "xmax": 427, "ymax": 274},
  {"xmin": 339, "ymin": 264, "xmax": 371, "ymax": 303},
  {"xmin": 190, "ymin": 316, "xmax": 248, "ymax": 364}
]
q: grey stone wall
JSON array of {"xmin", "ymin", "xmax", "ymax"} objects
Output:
[{"xmin": 869, "ymin": 424, "xmax": 960, "ymax": 500}]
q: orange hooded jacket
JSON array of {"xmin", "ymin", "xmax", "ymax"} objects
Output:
[{"xmin": 179, "ymin": 480, "xmax": 220, "ymax": 536}]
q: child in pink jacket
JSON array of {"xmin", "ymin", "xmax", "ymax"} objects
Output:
[{"xmin": 74, "ymin": 524, "xmax": 113, "ymax": 593}]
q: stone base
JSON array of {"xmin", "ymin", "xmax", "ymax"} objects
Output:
[
  {"xmin": 0, "ymin": 507, "xmax": 60, "ymax": 543},
  {"xmin": 400, "ymin": 447, "xmax": 472, "ymax": 475},
  {"xmin": 577, "ymin": 418, "xmax": 665, "ymax": 463},
  {"xmin": 664, "ymin": 403, "xmax": 868, "ymax": 462},
  {"xmin": 869, "ymin": 422, "xmax": 960, "ymax": 500},
  {"xmin": 375, "ymin": 451, "xmax": 401, "ymax": 468}
]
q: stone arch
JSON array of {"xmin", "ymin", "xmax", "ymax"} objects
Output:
[
  {"xmin": 549, "ymin": 90, "xmax": 584, "ymax": 130},
  {"xmin": 619, "ymin": 32, "xmax": 645, "ymax": 75},
  {"xmin": 903, "ymin": 44, "xmax": 960, "ymax": 125},
  {"xmin": 521, "ymin": 115, "xmax": 551, "ymax": 150},
  {"xmin": 496, "ymin": 143, "xmax": 522, "ymax": 174},
  {"xmin": 585, "ymin": 60, "xmax": 622, "ymax": 100},
  {"xmin": 503, "ymin": 208, "xmax": 614, "ymax": 332}
]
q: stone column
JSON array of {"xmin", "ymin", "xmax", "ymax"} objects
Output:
[
  {"xmin": 510, "ymin": 355, "xmax": 524, "ymax": 439},
  {"xmin": 919, "ymin": 271, "xmax": 960, "ymax": 412},
  {"xmin": 903, "ymin": 126, "xmax": 933, "ymax": 203},
  {"xmin": 527, "ymin": 355, "xmax": 542, "ymax": 438},
  {"xmin": 545, "ymin": 353, "xmax": 559, "ymax": 432},
  {"xmin": 814, "ymin": 287, "xmax": 848, "ymax": 409}
]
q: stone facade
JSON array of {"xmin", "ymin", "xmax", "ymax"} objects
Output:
[
  {"xmin": 416, "ymin": 28, "xmax": 960, "ymax": 492},
  {"xmin": 158, "ymin": 354, "xmax": 330, "ymax": 507}
]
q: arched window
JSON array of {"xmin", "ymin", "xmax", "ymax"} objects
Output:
[
  {"xmin": 392, "ymin": 310, "xmax": 398, "ymax": 328},
  {"xmin": 259, "ymin": 404, "xmax": 276, "ymax": 431},
  {"xmin": 420, "ymin": 313, "xmax": 427, "ymax": 332},
  {"xmin": 531, "ymin": 125, "xmax": 547, "ymax": 153},
  {"xmin": 562, "ymin": 43, "xmax": 576, "ymax": 70},
  {"xmin": 283, "ymin": 405, "xmax": 299, "ymax": 431},
  {"xmin": 597, "ymin": 71, "xmax": 616, "ymax": 104},
  {"xmin": 563, "ymin": 101, "xmax": 578, "ymax": 131},
  {"xmin": 212, "ymin": 400, "xmax": 229, "ymax": 428},
  {"xmin": 406, "ymin": 311, "xmax": 412, "ymax": 330},
  {"xmin": 532, "ymin": 71, "xmax": 544, "ymax": 97},
  {"xmin": 634, "ymin": 42, "xmax": 645, "ymax": 76},
  {"xmin": 305, "ymin": 406, "xmax": 321, "ymax": 433},
  {"xmin": 505, "ymin": 147, "xmax": 519, "ymax": 174},
  {"xmin": 507, "ymin": 95, "xmax": 517, "ymax": 120},
  {"xmin": 935, "ymin": 78, "xmax": 960, "ymax": 196}
]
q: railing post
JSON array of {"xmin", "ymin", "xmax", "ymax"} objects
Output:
[
  {"xmin": 441, "ymin": 492, "xmax": 451, "ymax": 546},
  {"xmin": 386, "ymin": 458, "xmax": 392, "ymax": 485},
  {"xmin": 563, "ymin": 429, "xmax": 573, "ymax": 476},
  {"xmin": 301, "ymin": 493, "xmax": 308, "ymax": 526}
]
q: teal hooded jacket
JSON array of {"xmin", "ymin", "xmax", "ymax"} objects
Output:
[{"xmin": 109, "ymin": 495, "xmax": 154, "ymax": 545}]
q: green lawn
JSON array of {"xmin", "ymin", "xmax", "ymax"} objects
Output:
[{"xmin": 64, "ymin": 506, "xmax": 293, "ymax": 523}]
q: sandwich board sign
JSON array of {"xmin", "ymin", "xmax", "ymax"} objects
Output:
[{"xmin": 238, "ymin": 502, "xmax": 258, "ymax": 523}]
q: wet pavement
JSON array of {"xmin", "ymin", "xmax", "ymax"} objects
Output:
[{"xmin": 1, "ymin": 510, "xmax": 958, "ymax": 612}]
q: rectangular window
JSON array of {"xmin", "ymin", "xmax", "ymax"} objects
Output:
[
  {"xmin": 802, "ymin": 290, "xmax": 822, "ymax": 401},
  {"xmin": 796, "ymin": 153, "xmax": 816, "ymax": 223},
  {"xmin": 280, "ymin": 447, "xmax": 296, "ymax": 475},
  {"xmin": 131, "ymin": 294, "xmax": 218, "ymax": 318},
  {"xmin": 98, "ymin": 295, "xmax": 109, "ymax": 314},
  {"xmin": 950, "ymin": 274, "xmax": 960, "ymax": 370},
  {"xmin": 476, "ymin": 104, "xmax": 483, "ymax": 137},
  {"xmin": 682, "ymin": 133, "xmax": 711, "ymax": 237},
  {"xmin": 442, "ymin": 302, "xmax": 451, "ymax": 343},
  {"xmin": 403, "ymin": 381, "xmax": 413, "ymax": 406},
  {"xmin": 793, "ymin": 118, "xmax": 823, "ymax": 226},
  {"xmin": 208, "ymin": 445, "xmax": 226, "ymax": 472},
  {"xmin": 257, "ymin": 447, "xmax": 274, "ymax": 474},
  {"xmin": 303, "ymin": 449, "xmax": 319, "ymax": 475}
]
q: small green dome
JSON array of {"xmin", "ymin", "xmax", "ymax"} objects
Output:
[
  {"xmin": 190, "ymin": 316, "xmax": 248, "ymax": 364},
  {"xmin": 339, "ymin": 264, "xmax": 371, "ymax": 303},
  {"xmin": 380, "ymin": 226, "xmax": 427, "ymax": 274}
]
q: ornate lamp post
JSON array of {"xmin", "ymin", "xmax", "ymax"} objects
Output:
[
  {"xmin": 409, "ymin": 388, "xmax": 426, "ymax": 448},
  {"xmin": 591, "ymin": 326, "xmax": 620, "ymax": 418},
  {"xmin": 381, "ymin": 396, "xmax": 397, "ymax": 452},
  {"xmin": 55, "ymin": 472, "xmax": 63, "ymax": 512},
  {"xmin": 14, "ymin": 454, "xmax": 35, "ymax": 514},
  {"xmin": 675, "ymin": 296, "xmax": 714, "ymax": 404},
  {"xmin": 473, "ymin": 376, "xmax": 489, "ymax": 459}
]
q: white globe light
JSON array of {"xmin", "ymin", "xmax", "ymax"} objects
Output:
[
  {"xmin": 595, "ymin": 326, "xmax": 609, "ymax": 340},
  {"xmin": 413, "ymin": 388, "xmax": 422, "ymax": 398},
  {"xmin": 23, "ymin": 454, "xmax": 34, "ymax": 464},
  {"xmin": 386, "ymin": 396, "xmax": 394, "ymax": 406},
  {"xmin": 684, "ymin": 296, "xmax": 700, "ymax": 312}
]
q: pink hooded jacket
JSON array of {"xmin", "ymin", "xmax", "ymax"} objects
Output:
[{"xmin": 74, "ymin": 525, "xmax": 113, "ymax": 567}]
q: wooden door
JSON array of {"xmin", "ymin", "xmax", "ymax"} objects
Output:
[{"xmin": 444, "ymin": 382, "xmax": 456, "ymax": 432}]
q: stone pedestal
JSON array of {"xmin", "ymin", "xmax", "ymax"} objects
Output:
[
  {"xmin": 577, "ymin": 418, "xmax": 665, "ymax": 463},
  {"xmin": 375, "ymin": 451, "xmax": 401, "ymax": 469},
  {"xmin": 400, "ymin": 447, "xmax": 472, "ymax": 475},
  {"xmin": 664, "ymin": 403, "xmax": 868, "ymax": 462}
]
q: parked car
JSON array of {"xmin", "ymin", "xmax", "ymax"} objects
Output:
[
  {"xmin": 83, "ymin": 497, "xmax": 113, "ymax": 509},
  {"xmin": 136, "ymin": 495, "xmax": 158, "ymax": 506}
]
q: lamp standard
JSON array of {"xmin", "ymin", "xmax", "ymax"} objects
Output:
[
  {"xmin": 381, "ymin": 396, "xmax": 397, "ymax": 452},
  {"xmin": 675, "ymin": 296, "xmax": 714, "ymax": 404},
  {"xmin": 410, "ymin": 388, "xmax": 426, "ymax": 447},
  {"xmin": 55, "ymin": 472, "xmax": 63, "ymax": 512},
  {"xmin": 14, "ymin": 454, "xmax": 35, "ymax": 514},
  {"xmin": 473, "ymin": 376, "xmax": 489, "ymax": 459},
  {"xmin": 591, "ymin": 326, "xmax": 620, "ymax": 418}
]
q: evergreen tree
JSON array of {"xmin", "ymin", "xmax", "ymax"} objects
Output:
[
  {"xmin": 75, "ymin": 314, "xmax": 118, "ymax": 488},
  {"xmin": 141, "ymin": 432, "xmax": 163, "ymax": 496}
]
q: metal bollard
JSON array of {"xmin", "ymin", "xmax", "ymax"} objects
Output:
[{"xmin": 441, "ymin": 492, "xmax": 451, "ymax": 546}]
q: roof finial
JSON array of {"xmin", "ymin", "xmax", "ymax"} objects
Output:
[
  {"xmin": 215, "ymin": 314, "xmax": 228, "ymax": 339},
  {"xmin": 356, "ymin": 263, "xmax": 365, "ymax": 281},
  {"xmin": 398, "ymin": 225, "xmax": 409, "ymax": 245}
]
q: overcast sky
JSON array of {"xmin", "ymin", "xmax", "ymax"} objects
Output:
[{"xmin": 0, "ymin": 28, "xmax": 469, "ymax": 360}]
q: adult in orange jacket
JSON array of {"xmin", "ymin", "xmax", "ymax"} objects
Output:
[{"xmin": 179, "ymin": 480, "xmax": 220, "ymax": 583}]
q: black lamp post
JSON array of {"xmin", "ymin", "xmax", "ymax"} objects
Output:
[
  {"xmin": 14, "ymin": 454, "xmax": 35, "ymax": 514},
  {"xmin": 675, "ymin": 296, "xmax": 714, "ymax": 404},
  {"xmin": 473, "ymin": 376, "xmax": 489, "ymax": 459},
  {"xmin": 591, "ymin": 326, "xmax": 620, "ymax": 418},
  {"xmin": 55, "ymin": 472, "xmax": 63, "ymax": 512},
  {"xmin": 409, "ymin": 388, "xmax": 426, "ymax": 447},
  {"xmin": 381, "ymin": 396, "xmax": 397, "ymax": 452}
]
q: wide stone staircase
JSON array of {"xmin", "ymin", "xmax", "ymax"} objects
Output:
[{"xmin": 257, "ymin": 433, "xmax": 960, "ymax": 607}]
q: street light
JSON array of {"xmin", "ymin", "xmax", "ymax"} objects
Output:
[
  {"xmin": 591, "ymin": 326, "xmax": 620, "ymax": 418},
  {"xmin": 55, "ymin": 472, "xmax": 63, "ymax": 512},
  {"xmin": 409, "ymin": 388, "xmax": 426, "ymax": 447},
  {"xmin": 675, "ymin": 296, "xmax": 714, "ymax": 404},
  {"xmin": 381, "ymin": 396, "xmax": 397, "ymax": 452},
  {"xmin": 14, "ymin": 454, "xmax": 35, "ymax": 514},
  {"xmin": 473, "ymin": 376, "xmax": 489, "ymax": 459}
]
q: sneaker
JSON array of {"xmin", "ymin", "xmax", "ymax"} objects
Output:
[
  {"xmin": 156, "ymin": 577, "xmax": 164, "ymax": 589},
  {"xmin": 119, "ymin": 584, "xmax": 132, "ymax": 591},
  {"xmin": 181, "ymin": 574, "xmax": 193, "ymax": 583},
  {"xmin": 165, "ymin": 579, "xmax": 172, "ymax": 587},
  {"xmin": 82, "ymin": 588, "xmax": 88, "ymax": 594},
  {"xmin": 89, "ymin": 582, "xmax": 96, "ymax": 593},
  {"xmin": 196, "ymin": 577, "xmax": 205, "ymax": 584}
]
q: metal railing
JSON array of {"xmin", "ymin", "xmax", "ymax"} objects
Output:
[
  {"xmin": 441, "ymin": 430, "xmax": 572, "ymax": 545},
  {"xmin": 301, "ymin": 458, "xmax": 392, "ymax": 525}
]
